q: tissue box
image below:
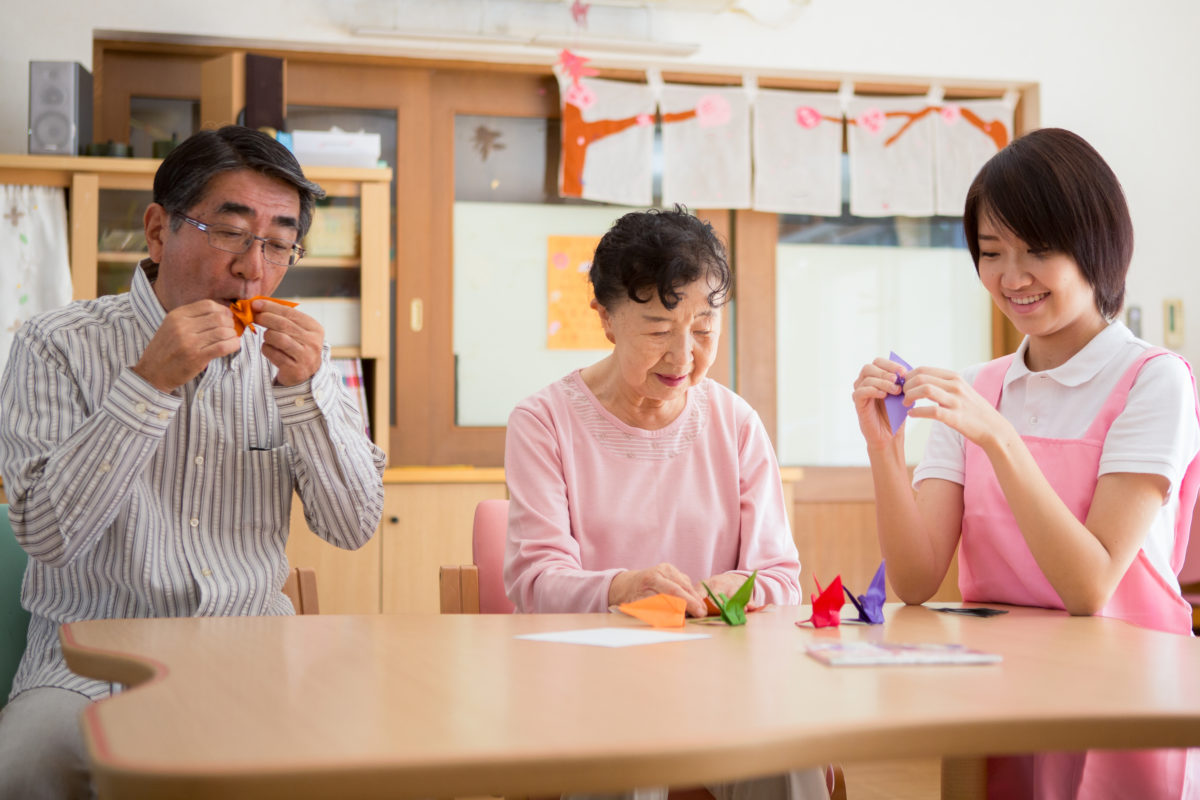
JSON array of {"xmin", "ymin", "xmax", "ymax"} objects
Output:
[
  {"xmin": 290, "ymin": 298, "xmax": 360, "ymax": 348},
  {"xmin": 291, "ymin": 129, "xmax": 381, "ymax": 168}
]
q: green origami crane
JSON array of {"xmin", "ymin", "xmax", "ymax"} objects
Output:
[{"xmin": 701, "ymin": 570, "xmax": 758, "ymax": 626}]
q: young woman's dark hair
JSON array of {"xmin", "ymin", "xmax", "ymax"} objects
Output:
[
  {"xmin": 590, "ymin": 206, "xmax": 731, "ymax": 311},
  {"xmin": 963, "ymin": 127, "xmax": 1133, "ymax": 319},
  {"xmin": 153, "ymin": 125, "xmax": 326, "ymax": 239}
]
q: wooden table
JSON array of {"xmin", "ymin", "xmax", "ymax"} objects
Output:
[{"xmin": 60, "ymin": 604, "xmax": 1200, "ymax": 800}]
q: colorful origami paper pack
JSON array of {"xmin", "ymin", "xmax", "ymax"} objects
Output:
[
  {"xmin": 230, "ymin": 296, "xmax": 299, "ymax": 336},
  {"xmin": 797, "ymin": 575, "xmax": 845, "ymax": 628},
  {"xmin": 883, "ymin": 351, "xmax": 913, "ymax": 434},
  {"xmin": 701, "ymin": 570, "xmax": 757, "ymax": 626},
  {"xmin": 844, "ymin": 561, "xmax": 886, "ymax": 624}
]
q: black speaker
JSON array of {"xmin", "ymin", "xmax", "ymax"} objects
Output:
[{"xmin": 28, "ymin": 61, "xmax": 93, "ymax": 156}]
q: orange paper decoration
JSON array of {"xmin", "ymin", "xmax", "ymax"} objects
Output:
[
  {"xmin": 230, "ymin": 296, "xmax": 299, "ymax": 336},
  {"xmin": 618, "ymin": 593, "xmax": 688, "ymax": 629}
]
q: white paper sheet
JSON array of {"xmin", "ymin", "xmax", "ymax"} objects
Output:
[{"xmin": 516, "ymin": 627, "xmax": 711, "ymax": 647}]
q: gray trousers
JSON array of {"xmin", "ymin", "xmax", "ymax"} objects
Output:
[
  {"xmin": 0, "ymin": 686, "xmax": 95, "ymax": 800},
  {"xmin": 567, "ymin": 767, "xmax": 831, "ymax": 800}
]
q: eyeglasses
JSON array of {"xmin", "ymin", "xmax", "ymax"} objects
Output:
[{"xmin": 174, "ymin": 214, "xmax": 305, "ymax": 267}]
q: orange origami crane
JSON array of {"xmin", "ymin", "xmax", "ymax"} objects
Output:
[
  {"xmin": 230, "ymin": 296, "xmax": 299, "ymax": 336},
  {"xmin": 618, "ymin": 593, "xmax": 687, "ymax": 629}
]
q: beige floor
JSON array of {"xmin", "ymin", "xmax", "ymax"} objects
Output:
[{"xmin": 840, "ymin": 758, "xmax": 941, "ymax": 799}]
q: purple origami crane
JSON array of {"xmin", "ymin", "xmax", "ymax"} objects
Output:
[
  {"xmin": 843, "ymin": 561, "xmax": 887, "ymax": 624},
  {"xmin": 883, "ymin": 352, "xmax": 913, "ymax": 434}
]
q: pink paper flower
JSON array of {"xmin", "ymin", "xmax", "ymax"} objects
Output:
[
  {"xmin": 565, "ymin": 82, "xmax": 596, "ymax": 110},
  {"xmin": 552, "ymin": 252, "xmax": 569, "ymax": 270},
  {"xmin": 857, "ymin": 107, "xmax": 886, "ymax": 135},
  {"xmin": 795, "ymin": 106, "xmax": 822, "ymax": 129},
  {"xmin": 940, "ymin": 103, "xmax": 962, "ymax": 125},
  {"xmin": 696, "ymin": 93, "xmax": 732, "ymax": 127}
]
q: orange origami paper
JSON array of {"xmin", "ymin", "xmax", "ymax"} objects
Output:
[
  {"xmin": 230, "ymin": 296, "xmax": 299, "ymax": 336},
  {"xmin": 618, "ymin": 593, "xmax": 688, "ymax": 629}
]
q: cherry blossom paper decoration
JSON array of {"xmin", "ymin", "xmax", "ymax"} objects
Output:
[
  {"xmin": 847, "ymin": 95, "xmax": 936, "ymax": 217},
  {"xmin": 555, "ymin": 50, "xmax": 656, "ymax": 206},
  {"xmin": 752, "ymin": 89, "xmax": 843, "ymax": 216},
  {"xmin": 660, "ymin": 83, "xmax": 752, "ymax": 209},
  {"xmin": 934, "ymin": 99, "xmax": 1011, "ymax": 215}
]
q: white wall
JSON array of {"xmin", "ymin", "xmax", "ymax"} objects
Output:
[{"xmin": 4, "ymin": 0, "xmax": 1199, "ymax": 361}]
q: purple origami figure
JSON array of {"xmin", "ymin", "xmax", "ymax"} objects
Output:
[
  {"xmin": 843, "ymin": 561, "xmax": 886, "ymax": 624},
  {"xmin": 883, "ymin": 351, "xmax": 913, "ymax": 434}
]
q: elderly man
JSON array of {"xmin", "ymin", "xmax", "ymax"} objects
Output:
[{"xmin": 0, "ymin": 125, "xmax": 385, "ymax": 798}]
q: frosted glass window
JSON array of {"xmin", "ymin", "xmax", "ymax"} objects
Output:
[
  {"xmin": 453, "ymin": 202, "xmax": 645, "ymax": 427},
  {"xmin": 776, "ymin": 244, "xmax": 992, "ymax": 466}
]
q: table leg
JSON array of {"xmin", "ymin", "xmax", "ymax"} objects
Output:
[{"xmin": 940, "ymin": 757, "xmax": 986, "ymax": 800}]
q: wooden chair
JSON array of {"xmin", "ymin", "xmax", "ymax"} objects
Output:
[
  {"xmin": 282, "ymin": 566, "xmax": 320, "ymax": 615},
  {"xmin": 440, "ymin": 498, "xmax": 513, "ymax": 614}
]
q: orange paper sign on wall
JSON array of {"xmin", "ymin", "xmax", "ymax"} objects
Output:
[{"xmin": 546, "ymin": 235, "xmax": 611, "ymax": 350}]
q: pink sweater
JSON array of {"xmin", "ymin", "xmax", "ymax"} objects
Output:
[{"xmin": 503, "ymin": 370, "xmax": 802, "ymax": 613}]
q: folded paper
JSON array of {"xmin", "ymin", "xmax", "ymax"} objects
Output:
[
  {"xmin": 843, "ymin": 561, "xmax": 886, "ymax": 624},
  {"xmin": 798, "ymin": 574, "xmax": 845, "ymax": 628},
  {"xmin": 618, "ymin": 593, "xmax": 688, "ymax": 629},
  {"xmin": 884, "ymin": 351, "xmax": 913, "ymax": 434},
  {"xmin": 702, "ymin": 570, "xmax": 757, "ymax": 626},
  {"xmin": 230, "ymin": 296, "xmax": 299, "ymax": 336}
]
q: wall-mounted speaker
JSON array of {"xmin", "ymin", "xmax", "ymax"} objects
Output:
[{"xmin": 28, "ymin": 61, "xmax": 93, "ymax": 156}]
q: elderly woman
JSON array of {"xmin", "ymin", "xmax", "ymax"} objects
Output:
[{"xmin": 503, "ymin": 208, "xmax": 827, "ymax": 800}]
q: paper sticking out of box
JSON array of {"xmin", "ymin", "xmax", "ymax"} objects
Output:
[{"xmin": 290, "ymin": 128, "xmax": 381, "ymax": 168}]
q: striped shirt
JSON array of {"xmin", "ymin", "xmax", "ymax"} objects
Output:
[{"xmin": 0, "ymin": 263, "xmax": 386, "ymax": 701}]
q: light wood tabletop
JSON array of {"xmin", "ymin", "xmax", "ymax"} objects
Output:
[{"xmin": 60, "ymin": 604, "xmax": 1200, "ymax": 800}]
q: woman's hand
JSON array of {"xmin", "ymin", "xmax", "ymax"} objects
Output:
[
  {"xmin": 901, "ymin": 367, "xmax": 1016, "ymax": 451},
  {"xmin": 851, "ymin": 356, "xmax": 909, "ymax": 451},
  {"xmin": 609, "ymin": 563, "xmax": 708, "ymax": 617}
]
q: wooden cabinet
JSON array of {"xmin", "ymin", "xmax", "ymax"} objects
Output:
[
  {"xmin": 0, "ymin": 154, "xmax": 392, "ymax": 456},
  {"xmin": 286, "ymin": 469, "xmax": 508, "ymax": 615}
]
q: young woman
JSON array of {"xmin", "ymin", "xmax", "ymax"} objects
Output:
[{"xmin": 852, "ymin": 128, "xmax": 1200, "ymax": 799}]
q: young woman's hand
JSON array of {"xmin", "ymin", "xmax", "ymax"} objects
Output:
[
  {"xmin": 851, "ymin": 356, "xmax": 910, "ymax": 451},
  {"xmin": 900, "ymin": 367, "xmax": 1016, "ymax": 451}
]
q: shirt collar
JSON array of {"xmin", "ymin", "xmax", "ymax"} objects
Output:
[
  {"xmin": 131, "ymin": 259, "xmax": 167, "ymax": 338},
  {"xmin": 1004, "ymin": 321, "xmax": 1133, "ymax": 389}
]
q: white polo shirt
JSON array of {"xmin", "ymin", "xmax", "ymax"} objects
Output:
[{"xmin": 914, "ymin": 321, "xmax": 1200, "ymax": 592}]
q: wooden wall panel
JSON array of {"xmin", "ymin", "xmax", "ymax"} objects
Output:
[{"xmin": 285, "ymin": 496, "xmax": 383, "ymax": 615}]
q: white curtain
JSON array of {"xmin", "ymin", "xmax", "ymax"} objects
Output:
[
  {"xmin": 0, "ymin": 185, "xmax": 72, "ymax": 377},
  {"xmin": 934, "ymin": 99, "xmax": 1013, "ymax": 215},
  {"xmin": 555, "ymin": 70, "xmax": 657, "ymax": 207},
  {"xmin": 660, "ymin": 84, "xmax": 752, "ymax": 209},
  {"xmin": 752, "ymin": 89, "xmax": 844, "ymax": 216},
  {"xmin": 847, "ymin": 96, "xmax": 936, "ymax": 217}
]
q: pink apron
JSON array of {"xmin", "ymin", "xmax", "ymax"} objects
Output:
[{"xmin": 961, "ymin": 349, "xmax": 1200, "ymax": 800}]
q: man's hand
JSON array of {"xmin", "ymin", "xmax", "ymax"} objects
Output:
[
  {"xmin": 132, "ymin": 300, "xmax": 241, "ymax": 393},
  {"xmin": 251, "ymin": 299, "xmax": 325, "ymax": 386}
]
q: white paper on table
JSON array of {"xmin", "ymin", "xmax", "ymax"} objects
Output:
[{"xmin": 515, "ymin": 627, "xmax": 711, "ymax": 647}]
